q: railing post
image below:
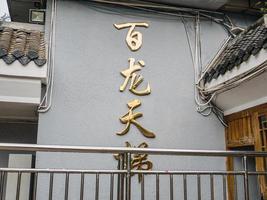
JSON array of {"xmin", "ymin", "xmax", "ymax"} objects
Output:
[
  {"xmin": 64, "ymin": 173, "xmax": 69, "ymax": 200},
  {"xmin": 156, "ymin": 174, "xmax": 160, "ymax": 200},
  {"xmin": 80, "ymin": 173, "xmax": 84, "ymax": 200},
  {"xmin": 95, "ymin": 173, "xmax": 99, "ymax": 200},
  {"xmin": 117, "ymin": 154, "xmax": 120, "ymax": 200},
  {"xmin": 49, "ymin": 172, "xmax": 54, "ymax": 200},
  {"xmin": 117, "ymin": 153, "xmax": 125, "ymax": 200},
  {"xmin": 0, "ymin": 172, "xmax": 6, "ymax": 200},
  {"xmin": 110, "ymin": 173, "xmax": 114, "ymax": 200},
  {"xmin": 243, "ymin": 155, "xmax": 249, "ymax": 200},
  {"xmin": 125, "ymin": 153, "xmax": 131, "ymax": 200},
  {"xmin": 32, "ymin": 172, "xmax": 38, "ymax": 200},
  {"xmin": 0, "ymin": 172, "xmax": 4, "ymax": 200}
]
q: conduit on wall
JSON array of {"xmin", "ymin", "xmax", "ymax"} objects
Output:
[{"xmin": 38, "ymin": 0, "xmax": 57, "ymax": 113}]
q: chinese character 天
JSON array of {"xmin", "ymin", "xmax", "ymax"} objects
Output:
[{"xmin": 117, "ymin": 99, "xmax": 155, "ymax": 138}]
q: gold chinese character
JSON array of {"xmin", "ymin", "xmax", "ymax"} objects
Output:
[
  {"xmin": 120, "ymin": 58, "xmax": 151, "ymax": 96},
  {"xmin": 114, "ymin": 142, "xmax": 153, "ymax": 183},
  {"xmin": 117, "ymin": 99, "xmax": 155, "ymax": 138},
  {"xmin": 114, "ymin": 22, "xmax": 149, "ymax": 51}
]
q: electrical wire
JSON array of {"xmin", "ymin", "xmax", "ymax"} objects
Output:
[
  {"xmin": 181, "ymin": 16, "xmax": 216, "ymax": 117},
  {"xmin": 38, "ymin": 0, "xmax": 56, "ymax": 113},
  {"xmin": 193, "ymin": 14, "xmax": 216, "ymax": 107},
  {"xmin": 37, "ymin": 0, "xmax": 240, "ymax": 127},
  {"xmin": 87, "ymin": 1, "xmax": 200, "ymax": 20},
  {"xmin": 87, "ymin": 0, "xmax": 234, "ymax": 33},
  {"xmin": 181, "ymin": 15, "xmax": 219, "ymax": 120},
  {"xmin": 181, "ymin": 17, "xmax": 195, "ymax": 66},
  {"xmin": 86, "ymin": 0, "xmax": 258, "ymax": 127},
  {"xmin": 181, "ymin": 12, "xmax": 228, "ymax": 126},
  {"xmin": 212, "ymin": 105, "xmax": 228, "ymax": 127},
  {"xmin": 183, "ymin": 15, "xmax": 214, "ymax": 115},
  {"xmin": 90, "ymin": 0, "xmax": 225, "ymax": 15},
  {"xmin": 88, "ymin": 1, "xmax": 221, "ymax": 112}
]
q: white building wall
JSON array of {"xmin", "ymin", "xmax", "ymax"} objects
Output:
[{"xmin": 36, "ymin": 1, "xmax": 256, "ymax": 199}]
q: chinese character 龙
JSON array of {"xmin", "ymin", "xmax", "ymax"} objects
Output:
[{"xmin": 120, "ymin": 58, "xmax": 151, "ymax": 96}]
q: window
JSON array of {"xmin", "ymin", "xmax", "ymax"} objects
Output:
[
  {"xmin": 6, "ymin": 0, "xmax": 46, "ymax": 24},
  {"xmin": 225, "ymin": 104, "xmax": 267, "ymax": 200},
  {"xmin": 254, "ymin": 111, "xmax": 267, "ymax": 199}
]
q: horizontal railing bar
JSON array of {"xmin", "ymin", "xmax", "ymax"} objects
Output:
[
  {"xmin": 0, "ymin": 143, "xmax": 267, "ymax": 156},
  {"xmin": 248, "ymin": 172, "xmax": 267, "ymax": 175},
  {"xmin": 2, "ymin": 168, "xmax": 267, "ymax": 176},
  {"xmin": 0, "ymin": 168, "xmax": 127, "ymax": 174},
  {"xmin": 131, "ymin": 170, "xmax": 246, "ymax": 175}
]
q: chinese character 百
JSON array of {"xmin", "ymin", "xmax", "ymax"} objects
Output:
[
  {"xmin": 117, "ymin": 99, "xmax": 155, "ymax": 138},
  {"xmin": 114, "ymin": 22, "xmax": 149, "ymax": 51},
  {"xmin": 120, "ymin": 58, "xmax": 151, "ymax": 96}
]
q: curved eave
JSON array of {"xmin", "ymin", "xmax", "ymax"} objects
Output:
[{"xmin": 205, "ymin": 48, "xmax": 267, "ymax": 92}]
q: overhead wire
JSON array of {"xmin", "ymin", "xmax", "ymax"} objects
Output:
[
  {"xmin": 90, "ymin": 0, "xmax": 225, "ymax": 15},
  {"xmin": 87, "ymin": 0, "xmax": 234, "ymax": 31},
  {"xmin": 181, "ymin": 12, "xmax": 228, "ymax": 126},
  {"xmin": 38, "ymin": 0, "xmax": 238, "ymax": 126},
  {"xmin": 84, "ymin": 1, "xmax": 234, "ymax": 125},
  {"xmin": 87, "ymin": 1, "xmax": 200, "ymax": 20}
]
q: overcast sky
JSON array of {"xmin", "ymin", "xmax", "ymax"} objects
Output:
[{"xmin": 0, "ymin": 0, "xmax": 11, "ymax": 21}]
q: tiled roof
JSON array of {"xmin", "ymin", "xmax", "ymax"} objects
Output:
[
  {"xmin": 0, "ymin": 27, "xmax": 46, "ymax": 67},
  {"xmin": 204, "ymin": 16, "xmax": 267, "ymax": 84}
]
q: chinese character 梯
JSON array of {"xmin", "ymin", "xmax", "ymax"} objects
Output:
[
  {"xmin": 114, "ymin": 142, "xmax": 153, "ymax": 182},
  {"xmin": 117, "ymin": 99, "xmax": 155, "ymax": 138},
  {"xmin": 114, "ymin": 22, "xmax": 149, "ymax": 51},
  {"xmin": 120, "ymin": 58, "xmax": 151, "ymax": 96}
]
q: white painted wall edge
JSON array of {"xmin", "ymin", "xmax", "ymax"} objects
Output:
[
  {"xmin": 224, "ymin": 95, "xmax": 267, "ymax": 115},
  {"xmin": 0, "ymin": 60, "xmax": 47, "ymax": 83},
  {"xmin": 0, "ymin": 96, "xmax": 40, "ymax": 104},
  {"xmin": 0, "ymin": 77, "xmax": 41, "ymax": 104}
]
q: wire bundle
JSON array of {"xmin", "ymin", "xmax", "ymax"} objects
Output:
[{"xmin": 39, "ymin": 0, "xmax": 245, "ymax": 127}]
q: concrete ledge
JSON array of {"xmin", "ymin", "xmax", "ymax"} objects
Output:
[{"xmin": 0, "ymin": 77, "xmax": 41, "ymax": 120}]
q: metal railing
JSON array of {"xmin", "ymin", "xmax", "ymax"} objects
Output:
[{"xmin": 0, "ymin": 143, "xmax": 266, "ymax": 200}]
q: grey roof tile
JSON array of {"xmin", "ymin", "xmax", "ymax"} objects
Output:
[
  {"xmin": 204, "ymin": 16, "xmax": 267, "ymax": 84},
  {"xmin": 0, "ymin": 27, "xmax": 46, "ymax": 66},
  {"xmin": 3, "ymin": 55, "xmax": 15, "ymax": 64},
  {"xmin": 18, "ymin": 56, "xmax": 31, "ymax": 65}
]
